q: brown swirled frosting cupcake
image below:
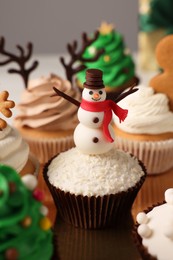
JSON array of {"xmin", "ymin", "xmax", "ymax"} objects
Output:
[{"xmin": 14, "ymin": 74, "xmax": 81, "ymax": 164}]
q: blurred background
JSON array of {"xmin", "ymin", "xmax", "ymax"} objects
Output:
[{"xmin": 0, "ymin": 0, "xmax": 138, "ymax": 54}]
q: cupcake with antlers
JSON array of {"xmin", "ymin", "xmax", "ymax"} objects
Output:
[
  {"xmin": 64, "ymin": 22, "xmax": 139, "ymax": 100},
  {"xmin": 43, "ymin": 68, "xmax": 146, "ymax": 229},
  {"xmin": 0, "ymin": 37, "xmax": 81, "ymax": 164},
  {"xmin": 0, "ymin": 164, "xmax": 53, "ymax": 259},
  {"xmin": 0, "ymin": 90, "xmax": 39, "ymax": 176},
  {"xmin": 113, "ymin": 34, "xmax": 173, "ymax": 175}
]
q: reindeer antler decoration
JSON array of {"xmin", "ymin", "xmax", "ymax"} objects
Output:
[
  {"xmin": 0, "ymin": 37, "xmax": 39, "ymax": 88},
  {"xmin": 60, "ymin": 31, "xmax": 105, "ymax": 83},
  {"xmin": 0, "ymin": 91, "xmax": 15, "ymax": 130}
]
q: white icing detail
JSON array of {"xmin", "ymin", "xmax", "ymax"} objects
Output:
[
  {"xmin": 47, "ymin": 147, "xmax": 144, "ymax": 197},
  {"xmin": 40, "ymin": 205, "xmax": 49, "ymax": 216},
  {"xmin": 0, "ymin": 125, "xmax": 29, "ymax": 172},
  {"xmin": 137, "ymin": 224, "xmax": 152, "ymax": 238},
  {"xmin": 165, "ymin": 188, "xmax": 173, "ymax": 205},
  {"xmin": 136, "ymin": 212, "xmax": 148, "ymax": 224},
  {"xmin": 22, "ymin": 174, "xmax": 38, "ymax": 190},
  {"xmin": 137, "ymin": 189, "xmax": 173, "ymax": 260},
  {"xmin": 114, "ymin": 85, "xmax": 173, "ymax": 134}
]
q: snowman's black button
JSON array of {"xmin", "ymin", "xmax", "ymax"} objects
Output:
[
  {"xmin": 93, "ymin": 137, "xmax": 99, "ymax": 143},
  {"xmin": 93, "ymin": 117, "xmax": 99, "ymax": 123}
]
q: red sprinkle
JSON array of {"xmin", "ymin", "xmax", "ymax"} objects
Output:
[{"xmin": 32, "ymin": 189, "xmax": 44, "ymax": 201}]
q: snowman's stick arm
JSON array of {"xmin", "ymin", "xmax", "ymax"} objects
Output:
[
  {"xmin": 52, "ymin": 87, "xmax": 80, "ymax": 107},
  {"xmin": 115, "ymin": 84, "xmax": 138, "ymax": 103}
]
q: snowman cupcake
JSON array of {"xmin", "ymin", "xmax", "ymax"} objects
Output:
[{"xmin": 43, "ymin": 69, "xmax": 146, "ymax": 229}]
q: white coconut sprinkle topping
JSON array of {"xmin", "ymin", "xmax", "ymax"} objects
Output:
[{"xmin": 47, "ymin": 147, "xmax": 144, "ymax": 197}]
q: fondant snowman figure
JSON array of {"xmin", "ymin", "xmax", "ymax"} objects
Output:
[{"xmin": 73, "ymin": 69, "xmax": 128, "ymax": 154}]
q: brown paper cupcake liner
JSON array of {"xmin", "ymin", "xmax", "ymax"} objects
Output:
[
  {"xmin": 23, "ymin": 135, "xmax": 75, "ymax": 164},
  {"xmin": 115, "ymin": 137, "xmax": 173, "ymax": 174},
  {"xmin": 43, "ymin": 158, "xmax": 146, "ymax": 229}
]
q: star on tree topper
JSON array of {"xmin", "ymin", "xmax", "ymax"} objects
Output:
[{"xmin": 99, "ymin": 21, "xmax": 114, "ymax": 35}]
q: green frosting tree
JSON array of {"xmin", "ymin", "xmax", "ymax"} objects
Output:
[
  {"xmin": 76, "ymin": 22, "xmax": 136, "ymax": 92},
  {"xmin": 139, "ymin": 0, "xmax": 173, "ymax": 34},
  {"xmin": 0, "ymin": 165, "xmax": 53, "ymax": 260}
]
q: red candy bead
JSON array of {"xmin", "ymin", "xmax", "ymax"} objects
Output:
[
  {"xmin": 5, "ymin": 248, "xmax": 19, "ymax": 260},
  {"xmin": 33, "ymin": 189, "xmax": 44, "ymax": 201}
]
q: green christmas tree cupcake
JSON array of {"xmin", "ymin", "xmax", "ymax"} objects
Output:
[
  {"xmin": 0, "ymin": 164, "xmax": 53, "ymax": 260},
  {"xmin": 76, "ymin": 22, "xmax": 138, "ymax": 100}
]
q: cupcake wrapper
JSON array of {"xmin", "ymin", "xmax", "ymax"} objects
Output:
[
  {"xmin": 115, "ymin": 137, "xmax": 173, "ymax": 175},
  {"xmin": 24, "ymin": 136, "xmax": 75, "ymax": 164},
  {"xmin": 43, "ymin": 159, "xmax": 146, "ymax": 229}
]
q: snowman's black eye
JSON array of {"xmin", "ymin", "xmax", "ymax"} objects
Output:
[
  {"xmin": 89, "ymin": 91, "xmax": 93, "ymax": 95},
  {"xmin": 99, "ymin": 90, "xmax": 103, "ymax": 95}
]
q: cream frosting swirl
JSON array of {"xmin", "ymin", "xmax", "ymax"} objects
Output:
[
  {"xmin": 114, "ymin": 85, "xmax": 173, "ymax": 134},
  {"xmin": 14, "ymin": 74, "xmax": 81, "ymax": 131},
  {"xmin": 0, "ymin": 125, "xmax": 29, "ymax": 172}
]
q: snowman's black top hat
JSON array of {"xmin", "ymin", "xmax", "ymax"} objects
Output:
[{"xmin": 83, "ymin": 69, "xmax": 105, "ymax": 89}]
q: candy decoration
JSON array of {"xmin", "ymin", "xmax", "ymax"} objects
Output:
[
  {"xmin": 104, "ymin": 55, "xmax": 110, "ymax": 62},
  {"xmin": 33, "ymin": 189, "xmax": 44, "ymax": 201},
  {"xmin": 5, "ymin": 248, "xmax": 19, "ymax": 260},
  {"xmin": 40, "ymin": 205, "xmax": 49, "ymax": 216},
  {"xmin": 39, "ymin": 217, "xmax": 52, "ymax": 230},
  {"xmin": 8, "ymin": 182, "xmax": 16, "ymax": 194},
  {"xmin": 21, "ymin": 216, "xmax": 32, "ymax": 227},
  {"xmin": 21, "ymin": 174, "xmax": 38, "ymax": 191}
]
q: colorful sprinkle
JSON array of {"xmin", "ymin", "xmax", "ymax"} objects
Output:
[
  {"xmin": 8, "ymin": 182, "xmax": 16, "ymax": 193},
  {"xmin": 88, "ymin": 46, "xmax": 96, "ymax": 55},
  {"xmin": 40, "ymin": 205, "xmax": 49, "ymax": 216},
  {"xmin": 5, "ymin": 248, "xmax": 19, "ymax": 260},
  {"xmin": 103, "ymin": 55, "xmax": 110, "ymax": 62},
  {"xmin": 33, "ymin": 189, "xmax": 44, "ymax": 201},
  {"xmin": 39, "ymin": 217, "xmax": 52, "ymax": 230},
  {"xmin": 21, "ymin": 216, "xmax": 32, "ymax": 227}
]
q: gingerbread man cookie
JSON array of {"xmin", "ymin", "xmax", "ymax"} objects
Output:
[
  {"xmin": 149, "ymin": 34, "xmax": 173, "ymax": 111},
  {"xmin": 0, "ymin": 91, "xmax": 15, "ymax": 130}
]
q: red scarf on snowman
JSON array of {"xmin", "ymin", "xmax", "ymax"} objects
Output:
[{"xmin": 81, "ymin": 99, "xmax": 128, "ymax": 143}]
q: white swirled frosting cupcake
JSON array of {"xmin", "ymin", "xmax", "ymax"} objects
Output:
[
  {"xmin": 14, "ymin": 74, "xmax": 81, "ymax": 164},
  {"xmin": 113, "ymin": 85, "xmax": 173, "ymax": 174},
  {"xmin": 0, "ymin": 125, "xmax": 38, "ymax": 176}
]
